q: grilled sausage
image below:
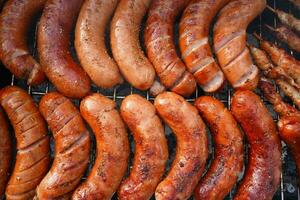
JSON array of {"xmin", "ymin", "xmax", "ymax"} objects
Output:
[
  {"xmin": 0, "ymin": 86, "xmax": 50, "ymax": 200},
  {"xmin": 179, "ymin": 0, "xmax": 228, "ymax": 92},
  {"xmin": 110, "ymin": 0, "xmax": 155, "ymax": 90},
  {"xmin": 289, "ymin": 0, "xmax": 300, "ymax": 9},
  {"xmin": 276, "ymin": 79, "xmax": 300, "ymax": 110},
  {"xmin": 194, "ymin": 96, "xmax": 244, "ymax": 200},
  {"xmin": 118, "ymin": 94, "xmax": 168, "ymax": 200},
  {"xmin": 231, "ymin": 90, "xmax": 282, "ymax": 200},
  {"xmin": 38, "ymin": 0, "xmax": 90, "ymax": 98},
  {"xmin": 72, "ymin": 93, "xmax": 129, "ymax": 200},
  {"xmin": 154, "ymin": 92, "xmax": 208, "ymax": 200},
  {"xmin": 0, "ymin": 108, "xmax": 12, "ymax": 198},
  {"xmin": 0, "ymin": 0, "xmax": 46, "ymax": 85},
  {"xmin": 75, "ymin": 0, "xmax": 123, "ymax": 89},
  {"xmin": 213, "ymin": 0, "xmax": 266, "ymax": 90},
  {"xmin": 36, "ymin": 92, "xmax": 90, "ymax": 199},
  {"xmin": 144, "ymin": 0, "xmax": 196, "ymax": 97}
]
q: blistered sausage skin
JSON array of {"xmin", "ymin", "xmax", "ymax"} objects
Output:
[
  {"xmin": 213, "ymin": 0, "xmax": 266, "ymax": 90},
  {"xmin": 118, "ymin": 94, "xmax": 168, "ymax": 200},
  {"xmin": 72, "ymin": 93, "xmax": 129, "ymax": 200},
  {"xmin": 110, "ymin": 0, "xmax": 155, "ymax": 90},
  {"xmin": 179, "ymin": 0, "xmax": 229, "ymax": 92},
  {"xmin": 0, "ymin": 0, "xmax": 46, "ymax": 85},
  {"xmin": 0, "ymin": 108, "xmax": 12, "ymax": 198},
  {"xmin": 75, "ymin": 0, "xmax": 123, "ymax": 89},
  {"xmin": 144, "ymin": 0, "xmax": 196, "ymax": 97},
  {"xmin": 36, "ymin": 92, "xmax": 90, "ymax": 199},
  {"xmin": 38, "ymin": 0, "xmax": 90, "ymax": 98},
  {"xmin": 0, "ymin": 86, "xmax": 50, "ymax": 200},
  {"xmin": 154, "ymin": 92, "xmax": 208, "ymax": 200},
  {"xmin": 231, "ymin": 90, "xmax": 282, "ymax": 200},
  {"xmin": 194, "ymin": 96, "xmax": 244, "ymax": 200}
]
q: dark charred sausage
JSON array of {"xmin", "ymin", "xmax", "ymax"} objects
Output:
[
  {"xmin": 118, "ymin": 94, "xmax": 168, "ymax": 200},
  {"xmin": 38, "ymin": 0, "xmax": 90, "ymax": 98},
  {"xmin": 72, "ymin": 93, "xmax": 129, "ymax": 200},
  {"xmin": 231, "ymin": 90, "xmax": 282, "ymax": 200},
  {"xmin": 0, "ymin": 86, "xmax": 50, "ymax": 200},
  {"xmin": 0, "ymin": 0, "xmax": 46, "ymax": 85},
  {"xmin": 36, "ymin": 92, "xmax": 90, "ymax": 199},
  {"xmin": 194, "ymin": 96, "xmax": 244, "ymax": 200},
  {"xmin": 154, "ymin": 92, "xmax": 208, "ymax": 200}
]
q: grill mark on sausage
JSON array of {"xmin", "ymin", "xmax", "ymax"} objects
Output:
[
  {"xmin": 181, "ymin": 37, "xmax": 209, "ymax": 59},
  {"xmin": 52, "ymin": 112, "xmax": 79, "ymax": 135},
  {"xmin": 6, "ymin": 189, "xmax": 35, "ymax": 200},
  {"xmin": 59, "ymin": 132, "xmax": 89, "ymax": 155},
  {"xmin": 190, "ymin": 57, "xmax": 215, "ymax": 74},
  {"xmin": 201, "ymin": 71, "xmax": 225, "ymax": 92},
  {"xmin": 233, "ymin": 64, "xmax": 258, "ymax": 88},
  {"xmin": 215, "ymin": 31, "xmax": 245, "ymax": 52},
  {"xmin": 222, "ymin": 48, "xmax": 247, "ymax": 70}
]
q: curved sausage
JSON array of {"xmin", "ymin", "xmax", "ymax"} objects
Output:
[
  {"xmin": 231, "ymin": 90, "xmax": 282, "ymax": 200},
  {"xmin": 213, "ymin": 0, "xmax": 266, "ymax": 90},
  {"xmin": 194, "ymin": 96, "xmax": 244, "ymax": 200},
  {"xmin": 0, "ymin": 86, "xmax": 50, "ymax": 200},
  {"xmin": 0, "ymin": 0, "xmax": 46, "ymax": 85},
  {"xmin": 36, "ymin": 92, "xmax": 90, "ymax": 199},
  {"xmin": 0, "ymin": 108, "xmax": 12, "ymax": 198},
  {"xmin": 75, "ymin": 0, "xmax": 123, "ymax": 89},
  {"xmin": 38, "ymin": 0, "xmax": 90, "ymax": 98},
  {"xmin": 154, "ymin": 92, "xmax": 208, "ymax": 200},
  {"xmin": 118, "ymin": 94, "xmax": 168, "ymax": 200},
  {"xmin": 179, "ymin": 0, "xmax": 229, "ymax": 92},
  {"xmin": 110, "ymin": 0, "xmax": 155, "ymax": 90},
  {"xmin": 72, "ymin": 93, "xmax": 129, "ymax": 200},
  {"xmin": 144, "ymin": 0, "xmax": 196, "ymax": 97}
]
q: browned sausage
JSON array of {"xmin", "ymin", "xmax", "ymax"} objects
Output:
[
  {"xmin": 0, "ymin": 86, "xmax": 50, "ymax": 200},
  {"xmin": 118, "ymin": 94, "xmax": 168, "ymax": 200},
  {"xmin": 0, "ymin": 0, "xmax": 46, "ymax": 85},
  {"xmin": 154, "ymin": 92, "xmax": 208, "ymax": 200},
  {"xmin": 213, "ymin": 0, "xmax": 266, "ymax": 90},
  {"xmin": 144, "ymin": 0, "xmax": 196, "ymax": 97},
  {"xmin": 110, "ymin": 0, "xmax": 155, "ymax": 90},
  {"xmin": 194, "ymin": 96, "xmax": 244, "ymax": 200},
  {"xmin": 289, "ymin": 0, "xmax": 300, "ymax": 9},
  {"xmin": 75, "ymin": 0, "xmax": 123, "ymax": 89},
  {"xmin": 231, "ymin": 90, "xmax": 282, "ymax": 200},
  {"xmin": 72, "ymin": 93, "xmax": 129, "ymax": 200},
  {"xmin": 0, "ymin": 108, "xmax": 12, "ymax": 198},
  {"xmin": 179, "ymin": 0, "xmax": 229, "ymax": 92},
  {"xmin": 36, "ymin": 92, "xmax": 90, "ymax": 199},
  {"xmin": 38, "ymin": 0, "xmax": 90, "ymax": 98}
]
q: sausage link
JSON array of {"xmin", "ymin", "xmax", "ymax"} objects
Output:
[
  {"xmin": 38, "ymin": 0, "xmax": 90, "ymax": 98},
  {"xmin": 75, "ymin": 0, "xmax": 123, "ymax": 89},
  {"xmin": 72, "ymin": 93, "xmax": 129, "ymax": 200},
  {"xmin": 213, "ymin": 0, "xmax": 266, "ymax": 90},
  {"xmin": 0, "ymin": 86, "xmax": 50, "ymax": 200},
  {"xmin": 0, "ymin": 108, "xmax": 12, "ymax": 198},
  {"xmin": 118, "ymin": 94, "xmax": 168, "ymax": 200},
  {"xmin": 0, "ymin": 0, "xmax": 46, "ymax": 85},
  {"xmin": 194, "ymin": 96, "xmax": 244, "ymax": 200},
  {"xmin": 154, "ymin": 92, "xmax": 208, "ymax": 200},
  {"xmin": 110, "ymin": 0, "xmax": 155, "ymax": 90},
  {"xmin": 36, "ymin": 92, "xmax": 90, "ymax": 199},
  {"xmin": 231, "ymin": 90, "xmax": 282, "ymax": 200},
  {"xmin": 179, "ymin": 0, "xmax": 229, "ymax": 92},
  {"xmin": 145, "ymin": 0, "xmax": 196, "ymax": 97},
  {"xmin": 289, "ymin": 0, "xmax": 300, "ymax": 9}
]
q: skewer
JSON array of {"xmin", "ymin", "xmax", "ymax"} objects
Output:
[
  {"xmin": 253, "ymin": 32, "xmax": 262, "ymax": 41},
  {"xmin": 266, "ymin": 5, "xmax": 276, "ymax": 13},
  {"xmin": 264, "ymin": 24, "xmax": 277, "ymax": 32}
]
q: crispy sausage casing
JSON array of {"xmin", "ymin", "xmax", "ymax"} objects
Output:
[
  {"xmin": 194, "ymin": 96, "xmax": 244, "ymax": 200},
  {"xmin": 0, "ymin": 86, "xmax": 50, "ymax": 200},
  {"xmin": 0, "ymin": 108, "xmax": 12, "ymax": 198},
  {"xmin": 213, "ymin": 0, "xmax": 266, "ymax": 90},
  {"xmin": 145, "ymin": 0, "xmax": 196, "ymax": 97},
  {"xmin": 37, "ymin": 92, "xmax": 90, "ymax": 199},
  {"xmin": 75, "ymin": 0, "xmax": 123, "ymax": 89},
  {"xmin": 111, "ymin": 0, "xmax": 155, "ymax": 90},
  {"xmin": 118, "ymin": 94, "xmax": 168, "ymax": 200},
  {"xmin": 38, "ymin": 0, "xmax": 90, "ymax": 98},
  {"xmin": 179, "ymin": 0, "xmax": 229, "ymax": 92},
  {"xmin": 72, "ymin": 93, "xmax": 129, "ymax": 200},
  {"xmin": 154, "ymin": 92, "xmax": 208, "ymax": 200},
  {"xmin": 0, "ymin": 0, "xmax": 46, "ymax": 85},
  {"xmin": 231, "ymin": 90, "xmax": 282, "ymax": 200}
]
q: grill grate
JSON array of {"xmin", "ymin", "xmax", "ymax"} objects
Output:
[{"xmin": 4, "ymin": 0, "xmax": 300, "ymax": 199}]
